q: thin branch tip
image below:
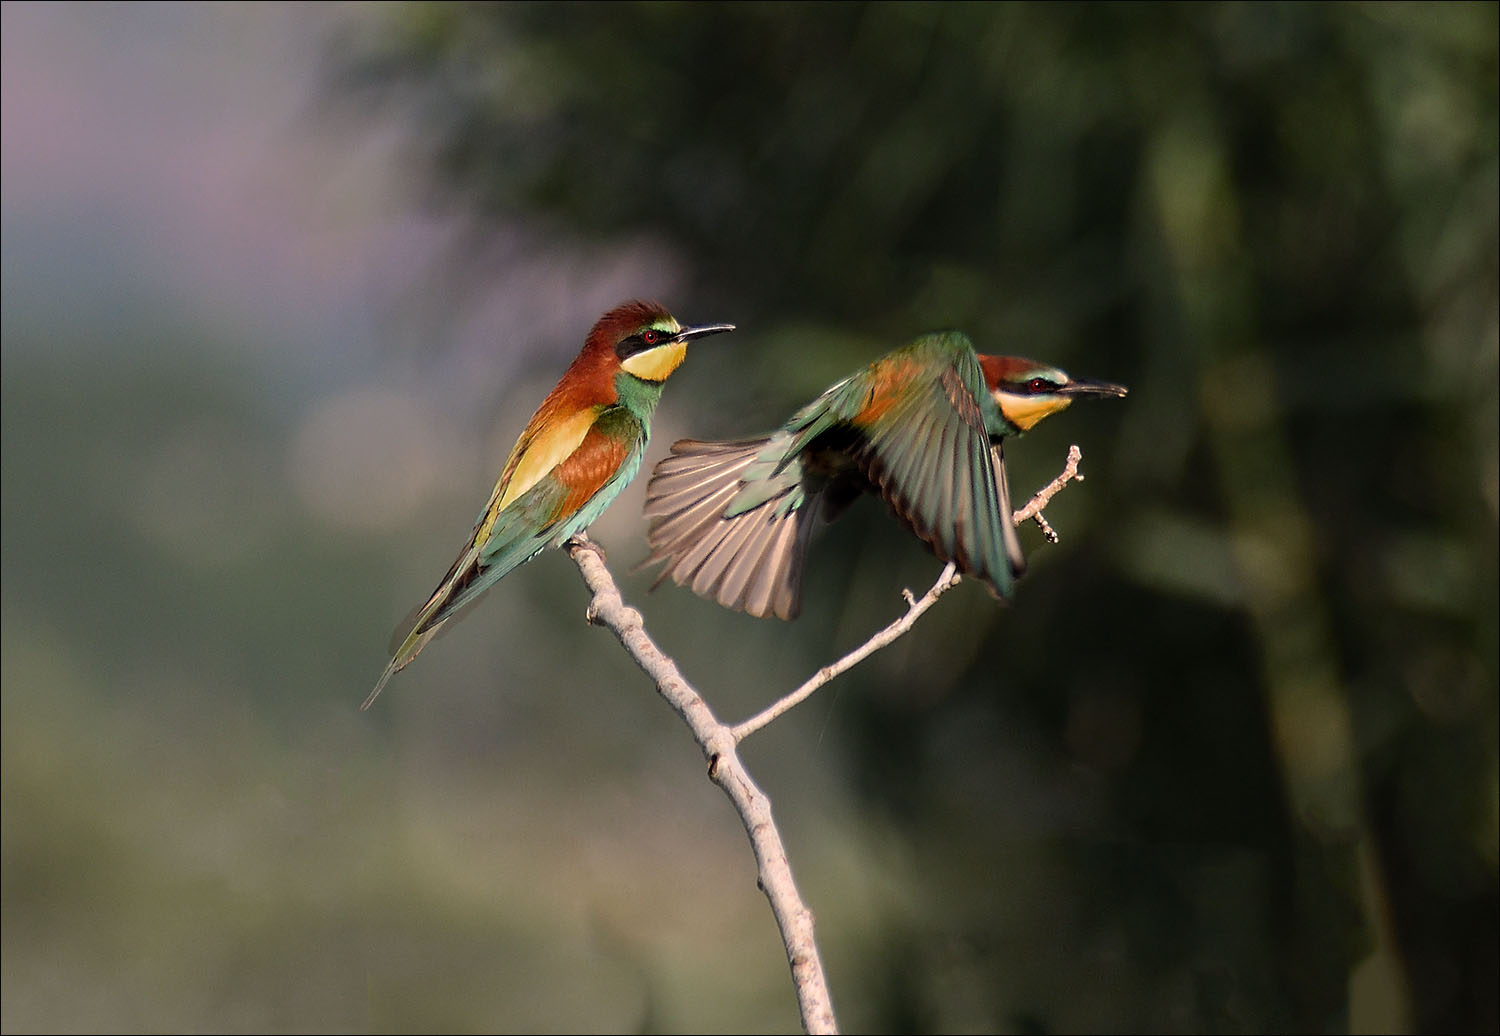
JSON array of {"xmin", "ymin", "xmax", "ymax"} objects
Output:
[
  {"xmin": 733, "ymin": 449, "xmax": 1085, "ymax": 741},
  {"xmin": 559, "ymin": 444, "xmax": 1092, "ymax": 1036}
]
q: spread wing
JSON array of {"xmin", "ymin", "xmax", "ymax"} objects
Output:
[
  {"xmin": 842, "ymin": 344, "xmax": 1025, "ymax": 597},
  {"xmin": 642, "ymin": 335, "xmax": 1026, "ymax": 621},
  {"xmin": 643, "ymin": 436, "xmax": 817, "ymax": 620}
]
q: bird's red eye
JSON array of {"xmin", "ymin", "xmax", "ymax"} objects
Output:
[
  {"xmin": 1027, "ymin": 378, "xmax": 1053, "ymax": 393},
  {"xmin": 641, "ymin": 330, "xmax": 659, "ymax": 346}
]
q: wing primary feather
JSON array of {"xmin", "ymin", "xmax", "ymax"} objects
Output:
[
  {"xmin": 740, "ymin": 514, "xmax": 795, "ymax": 619},
  {"xmin": 705, "ymin": 506, "xmax": 774, "ymax": 608},
  {"xmin": 716, "ymin": 504, "xmax": 796, "ymax": 611},
  {"xmin": 992, "ymin": 442, "xmax": 1026, "ymax": 581},
  {"xmin": 930, "ymin": 406, "xmax": 959, "ymax": 558},
  {"xmin": 648, "ymin": 447, "xmax": 760, "ymax": 504},
  {"xmin": 647, "ymin": 480, "xmax": 742, "ymax": 546},
  {"xmin": 686, "ymin": 510, "xmax": 761, "ymax": 597}
]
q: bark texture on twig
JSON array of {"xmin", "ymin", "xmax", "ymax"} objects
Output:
[
  {"xmin": 564, "ymin": 446, "xmax": 1089, "ymax": 1035},
  {"xmin": 565, "ymin": 534, "xmax": 838, "ymax": 1035},
  {"xmin": 731, "ymin": 561, "xmax": 962, "ymax": 741}
]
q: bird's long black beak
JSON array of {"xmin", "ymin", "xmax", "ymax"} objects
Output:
[
  {"xmin": 1060, "ymin": 377, "xmax": 1128, "ymax": 398},
  {"xmin": 674, "ymin": 322, "xmax": 736, "ymax": 342}
]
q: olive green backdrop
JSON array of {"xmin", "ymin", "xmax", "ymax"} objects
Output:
[{"xmin": 4, "ymin": 4, "xmax": 1495, "ymax": 1033}]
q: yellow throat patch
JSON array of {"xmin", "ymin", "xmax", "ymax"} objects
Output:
[
  {"xmin": 996, "ymin": 392, "xmax": 1074, "ymax": 432},
  {"xmin": 620, "ymin": 341, "xmax": 688, "ymax": 382}
]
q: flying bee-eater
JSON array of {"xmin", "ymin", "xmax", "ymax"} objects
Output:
[
  {"xmin": 641, "ymin": 331, "xmax": 1126, "ymax": 620},
  {"xmin": 364, "ymin": 300, "xmax": 734, "ymax": 709}
]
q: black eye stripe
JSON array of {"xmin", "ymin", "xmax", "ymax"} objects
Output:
[
  {"xmin": 1007, "ymin": 377, "xmax": 1060, "ymax": 394},
  {"xmin": 616, "ymin": 329, "xmax": 671, "ymax": 360}
]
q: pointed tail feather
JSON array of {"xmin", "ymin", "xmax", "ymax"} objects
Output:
[
  {"xmin": 362, "ymin": 623, "xmax": 442, "ymax": 710},
  {"xmin": 362, "ymin": 543, "xmax": 483, "ymax": 710}
]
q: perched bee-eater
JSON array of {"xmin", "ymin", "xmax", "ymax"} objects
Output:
[
  {"xmin": 641, "ymin": 331, "xmax": 1126, "ymax": 620},
  {"xmin": 364, "ymin": 300, "xmax": 734, "ymax": 708}
]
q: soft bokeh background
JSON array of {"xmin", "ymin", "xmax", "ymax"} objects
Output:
[{"xmin": 3, "ymin": 3, "xmax": 1496, "ymax": 1033}]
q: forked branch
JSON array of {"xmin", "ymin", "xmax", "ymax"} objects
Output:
[
  {"xmin": 732, "ymin": 444, "xmax": 1087, "ymax": 741},
  {"xmin": 565, "ymin": 445, "xmax": 1089, "ymax": 1036}
]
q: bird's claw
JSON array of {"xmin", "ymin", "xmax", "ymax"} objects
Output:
[{"xmin": 567, "ymin": 533, "xmax": 605, "ymax": 563}]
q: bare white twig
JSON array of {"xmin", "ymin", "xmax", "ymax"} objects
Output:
[
  {"xmin": 565, "ymin": 534, "xmax": 839, "ymax": 1036},
  {"xmin": 1012, "ymin": 444, "xmax": 1085, "ymax": 543},
  {"xmin": 732, "ymin": 446, "xmax": 1088, "ymax": 741},
  {"xmin": 563, "ymin": 446, "xmax": 1088, "ymax": 1035},
  {"xmin": 731, "ymin": 561, "xmax": 962, "ymax": 741}
]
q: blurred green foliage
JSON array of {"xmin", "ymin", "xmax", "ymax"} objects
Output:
[
  {"xmin": 3, "ymin": 3, "xmax": 1494, "ymax": 1033},
  {"xmin": 325, "ymin": 3, "xmax": 1497, "ymax": 1032}
]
